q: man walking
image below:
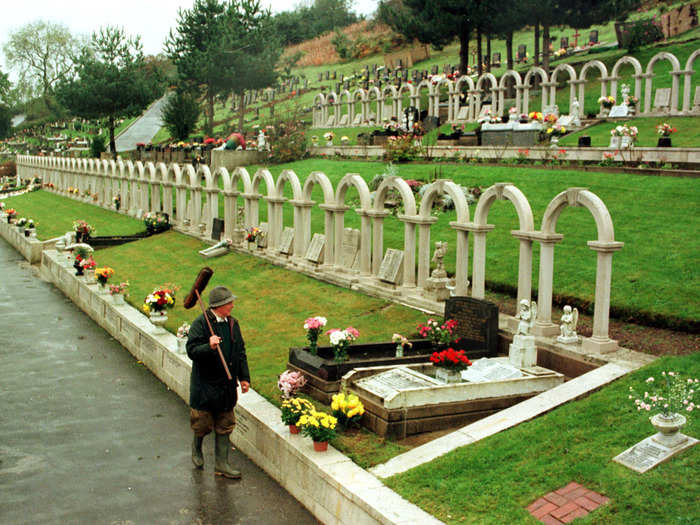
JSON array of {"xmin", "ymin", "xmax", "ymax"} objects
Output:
[{"xmin": 186, "ymin": 286, "xmax": 250, "ymax": 478}]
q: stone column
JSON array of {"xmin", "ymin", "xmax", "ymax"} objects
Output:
[
  {"xmin": 397, "ymin": 214, "xmax": 419, "ymax": 288},
  {"xmin": 572, "ymin": 79, "xmax": 586, "ymax": 113},
  {"xmin": 466, "ymin": 223, "xmax": 495, "ymax": 299},
  {"xmin": 530, "ymin": 232, "xmax": 564, "ymax": 337},
  {"xmin": 641, "ymin": 72, "xmax": 656, "ymax": 114},
  {"xmin": 511, "ymin": 230, "xmax": 534, "ymax": 307},
  {"xmin": 366, "ymin": 209, "xmax": 390, "ymax": 275},
  {"xmin": 326, "ymin": 204, "xmax": 350, "ymax": 269},
  {"xmin": 468, "ymin": 89, "xmax": 481, "ymax": 120},
  {"xmin": 669, "ymin": 70, "xmax": 682, "ymax": 115},
  {"xmin": 357, "ymin": 210, "xmax": 372, "ymax": 276},
  {"xmin": 204, "ymin": 188, "xmax": 219, "ymax": 239},
  {"xmin": 191, "ymin": 188, "xmax": 202, "ymax": 234},
  {"xmin": 174, "ymin": 183, "xmax": 187, "ymax": 227},
  {"xmin": 415, "ymin": 217, "xmax": 438, "ymax": 288},
  {"xmin": 521, "ymin": 86, "xmax": 530, "ymax": 115},
  {"xmin": 291, "ymin": 199, "xmax": 315, "ymax": 258},
  {"xmin": 540, "ymin": 81, "xmax": 554, "ymax": 111},
  {"xmin": 264, "ymin": 196, "xmax": 286, "ymax": 251},
  {"xmin": 581, "ymin": 240, "xmax": 624, "ymax": 354},
  {"xmin": 449, "ymin": 222, "xmax": 471, "ymax": 296},
  {"xmin": 680, "ymin": 69, "xmax": 694, "ymax": 114},
  {"xmin": 494, "ymin": 87, "xmax": 506, "ymax": 115},
  {"xmin": 242, "ymin": 192, "xmax": 262, "ymax": 229},
  {"xmin": 162, "ymin": 182, "xmax": 173, "ymax": 219}
]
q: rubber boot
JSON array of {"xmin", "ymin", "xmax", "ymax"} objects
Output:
[
  {"xmin": 214, "ymin": 433, "xmax": 241, "ymax": 479},
  {"xmin": 192, "ymin": 435, "xmax": 204, "ymax": 469}
]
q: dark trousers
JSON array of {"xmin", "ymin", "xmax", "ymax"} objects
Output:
[{"xmin": 190, "ymin": 408, "xmax": 235, "ymax": 436}]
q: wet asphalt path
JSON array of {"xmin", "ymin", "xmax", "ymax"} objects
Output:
[{"xmin": 0, "ymin": 239, "xmax": 318, "ymax": 525}]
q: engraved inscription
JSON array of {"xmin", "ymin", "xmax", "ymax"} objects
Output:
[
  {"xmin": 279, "ymin": 227, "xmax": 294, "ymax": 255},
  {"xmin": 357, "ymin": 368, "xmax": 436, "ymax": 399},
  {"xmin": 654, "ymin": 88, "xmax": 671, "ymax": 108},
  {"xmin": 305, "ymin": 233, "xmax": 325, "ymax": 263},
  {"xmin": 377, "ymin": 249, "xmax": 403, "ymax": 284},
  {"xmin": 341, "ymin": 228, "xmax": 360, "ymax": 268}
]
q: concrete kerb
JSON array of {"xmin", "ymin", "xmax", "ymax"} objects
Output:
[{"xmin": 33, "ymin": 248, "xmax": 442, "ymax": 525}]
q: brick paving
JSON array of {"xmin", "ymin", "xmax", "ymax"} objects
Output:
[{"xmin": 528, "ymin": 482, "xmax": 610, "ymax": 523}]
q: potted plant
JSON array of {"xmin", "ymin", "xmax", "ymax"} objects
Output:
[
  {"xmin": 94, "ymin": 266, "xmax": 115, "ymax": 293},
  {"xmin": 656, "ymin": 123, "xmax": 677, "ymax": 147},
  {"xmin": 176, "ymin": 322, "xmax": 190, "ymax": 354},
  {"xmin": 144, "ymin": 212, "xmax": 170, "ymax": 234},
  {"xmin": 80, "ymin": 256, "xmax": 97, "ymax": 281},
  {"xmin": 430, "ymin": 347, "xmax": 472, "ymax": 383},
  {"xmin": 5, "ymin": 208, "xmax": 16, "ymax": 223},
  {"xmin": 297, "ymin": 408, "xmax": 338, "ymax": 451},
  {"xmin": 143, "ymin": 285, "xmax": 177, "ymax": 334},
  {"xmin": 331, "ymin": 391, "xmax": 365, "ymax": 431},
  {"xmin": 15, "ymin": 217, "xmax": 27, "ymax": 231},
  {"xmin": 417, "ymin": 318, "xmax": 457, "ymax": 348},
  {"xmin": 392, "ymin": 333, "xmax": 412, "ymax": 357},
  {"xmin": 598, "ymin": 95, "xmax": 616, "ymax": 110},
  {"xmin": 629, "ymin": 371, "xmax": 697, "ymax": 448},
  {"xmin": 109, "ymin": 281, "xmax": 129, "ymax": 306},
  {"xmin": 245, "ymin": 226, "xmax": 264, "ymax": 249},
  {"xmin": 303, "ymin": 316, "xmax": 327, "ymax": 355},
  {"xmin": 277, "ymin": 370, "xmax": 307, "ymax": 399},
  {"xmin": 325, "ymin": 326, "xmax": 360, "ymax": 362},
  {"xmin": 545, "ymin": 124, "xmax": 567, "ymax": 145},
  {"xmin": 72, "ymin": 245, "xmax": 93, "ymax": 276},
  {"xmin": 280, "ymin": 397, "xmax": 314, "ymax": 434},
  {"xmin": 73, "ymin": 220, "xmax": 95, "ymax": 243},
  {"xmin": 620, "ymin": 124, "xmax": 639, "ymax": 149}
]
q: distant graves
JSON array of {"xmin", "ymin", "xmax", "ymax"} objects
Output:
[{"xmin": 517, "ymin": 45, "xmax": 527, "ymax": 63}]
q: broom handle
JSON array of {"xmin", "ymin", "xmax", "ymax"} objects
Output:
[{"xmin": 195, "ymin": 289, "xmax": 233, "ymax": 381}]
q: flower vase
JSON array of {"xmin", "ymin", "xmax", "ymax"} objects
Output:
[
  {"xmin": 74, "ymin": 262, "xmax": 84, "ymax": 277},
  {"xmin": 435, "ymin": 367, "xmax": 463, "ymax": 384},
  {"xmin": 111, "ymin": 293, "xmax": 125, "ymax": 306},
  {"xmin": 550, "ymin": 136, "xmax": 559, "ymax": 146},
  {"xmin": 176, "ymin": 337, "xmax": 187, "ymax": 354},
  {"xmin": 248, "ymin": 241, "xmax": 255, "ymax": 252},
  {"xmin": 650, "ymin": 413, "xmax": 688, "ymax": 449},
  {"xmin": 657, "ymin": 137, "xmax": 672, "ymax": 148},
  {"xmin": 24, "ymin": 229, "xmax": 31, "ymax": 237},
  {"xmin": 395, "ymin": 345, "xmax": 404, "ymax": 358},
  {"xmin": 609, "ymin": 136, "xmax": 621, "ymax": 149},
  {"xmin": 289, "ymin": 424, "xmax": 300, "ymax": 434},
  {"xmin": 97, "ymin": 282, "xmax": 110, "ymax": 294},
  {"xmin": 621, "ymin": 136, "xmax": 633, "ymax": 149},
  {"xmin": 149, "ymin": 312, "xmax": 168, "ymax": 334},
  {"xmin": 84, "ymin": 269, "xmax": 96, "ymax": 284},
  {"xmin": 313, "ymin": 440, "xmax": 328, "ymax": 452}
]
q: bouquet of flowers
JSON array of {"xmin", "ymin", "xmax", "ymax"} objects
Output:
[
  {"xmin": 73, "ymin": 220, "xmax": 95, "ymax": 240},
  {"xmin": 340, "ymin": 136, "xmax": 350, "ymax": 145},
  {"xmin": 392, "ymin": 333, "xmax": 412, "ymax": 357},
  {"xmin": 508, "ymin": 106, "xmax": 518, "ymax": 115},
  {"xmin": 417, "ymin": 318, "xmax": 458, "ymax": 346},
  {"xmin": 26, "ymin": 219, "xmax": 35, "ymax": 229},
  {"xmin": 16, "ymin": 217, "xmax": 27, "ymax": 227},
  {"xmin": 610, "ymin": 125, "xmax": 626, "ymax": 137},
  {"xmin": 331, "ymin": 392, "xmax": 365, "ymax": 428},
  {"xmin": 528, "ymin": 111, "xmax": 544, "ymax": 122},
  {"xmin": 144, "ymin": 212, "xmax": 170, "ymax": 233},
  {"xmin": 325, "ymin": 326, "xmax": 360, "ymax": 362},
  {"xmin": 656, "ymin": 123, "xmax": 677, "ymax": 136},
  {"xmin": 177, "ymin": 322, "xmax": 190, "ymax": 339},
  {"xmin": 626, "ymin": 95, "xmax": 639, "ymax": 107},
  {"xmin": 430, "ymin": 347, "xmax": 472, "ymax": 371},
  {"xmin": 323, "ymin": 131, "xmax": 335, "ymax": 142},
  {"xmin": 598, "ymin": 95, "xmax": 616, "ymax": 109},
  {"xmin": 303, "ymin": 316, "xmax": 327, "ymax": 354},
  {"xmin": 278, "ymin": 370, "xmax": 308, "ymax": 399},
  {"xmin": 280, "ymin": 397, "xmax": 314, "ymax": 426},
  {"xmin": 79, "ymin": 256, "xmax": 96, "ymax": 270},
  {"xmin": 544, "ymin": 113, "xmax": 558, "ymax": 125},
  {"xmin": 94, "ymin": 267, "xmax": 115, "ymax": 285},
  {"xmin": 297, "ymin": 409, "xmax": 338, "ymax": 443},
  {"xmin": 546, "ymin": 124, "xmax": 567, "ymax": 137},
  {"xmin": 629, "ymin": 371, "xmax": 697, "ymax": 418},
  {"xmin": 143, "ymin": 286, "xmax": 176, "ymax": 314},
  {"xmin": 245, "ymin": 226, "xmax": 264, "ymax": 243},
  {"xmin": 109, "ymin": 281, "xmax": 129, "ymax": 296}
]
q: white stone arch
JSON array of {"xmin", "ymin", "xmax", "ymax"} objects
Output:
[
  {"xmin": 433, "ymin": 77, "xmax": 454, "ymax": 123},
  {"xmin": 396, "ymin": 83, "xmax": 415, "ymax": 122},
  {"xmin": 365, "ymin": 86, "xmax": 381, "ymax": 124},
  {"xmin": 168, "ymin": 163, "xmax": 185, "ymax": 226},
  {"xmin": 682, "ymin": 49, "xmax": 700, "ymax": 113},
  {"xmin": 351, "ymin": 89, "xmax": 366, "ymax": 125},
  {"xmin": 199, "ymin": 166, "xmax": 228, "ymax": 239},
  {"xmin": 313, "ymin": 93, "xmax": 326, "ymax": 128},
  {"xmin": 270, "ymin": 169, "xmax": 303, "ymax": 251},
  {"xmin": 498, "ymin": 70, "xmax": 523, "ymax": 116},
  {"xmin": 533, "ymin": 188, "xmax": 623, "ymax": 353},
  {"xmin": 416, "ymin": 180, "xmax": 471, "ymax": 295},
  {"xmin": 381, "ymin": 85, "xmax": 398, "ymax": 123},
  {"xmin": 249, "ymin": 168, "xmax": 276, "ymax": 236},
  {"xmin": 578, "ymin": 60, "xmax": 609, "ymax": 116},
  {"xmin": 550, "ymin": 63, "xmax": 578, "ymax": 113},
  {"xmin": 338, "ymin": 89, "xmax": 352, "ymax": 126},
  {"xmin": 179, "ymin": 164, "xmax": 199, "ymax": 229},
  {"xmin": 194, "ymin": 165, "xmax": 215, "ymax": 236},
  {"xmin": 475, "ymin": 72, "xmax": 499, "ymax": 116},
  {"xmin": 644, "ymin": 51, "xmax": 682, "ymax": 114},
  {"xmin": 455, "ymin": 75, "xmax": 476, "ymax": 121},
  {"xmin": 300, "ymin": 171, "xmax": 336, "ymax": 261},
  {"xmin": 414, "ymin": 79, "xmax": 432, "ymax": 117},
  {"xmin": 471, "ymin": 183, "xmax": 535, "ymax": 306},
  {"xmin": 523, "ymin": 67, "xmax": 550, "ymax": 114},
  {"xmin": 335, "ymin": 173, "xmax": 373, "ymax": 275},
  {"xmin": 610, "ymin": 56, "xmax": 643, "ymax": 110},
  {"xmin": 326, "ymin": 90, "xmax": 339, "ymax": 127},
  {"xmin": 229, "ymin": 167, "xmax": 253, "ymax": 231}
]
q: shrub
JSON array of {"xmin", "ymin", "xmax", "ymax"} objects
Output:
[
  {"xmin": 266, "ymin": 106, "xmax": 309, "ymax": 164},
  {"xmin": 384, "ymin": 135, "xmax": 422, "ymax": 163},
  {"xmin": 161, "ymin": 89, "xmax": 200, "ymax": 141},
  {"xmin": 90, "ymin": 135, "xmax": 106, "ymax": 158},
  {"xmin": 623, "ymin": 18, "xmax": 664, "ymax": 51}
]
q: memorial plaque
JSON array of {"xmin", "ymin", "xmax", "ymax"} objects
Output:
[
  {"xmin": 477, "ymin": 105, "xmax": 492, "ymax": 119},
  {"xmin": 609, "ymin": 104, "xmax": 629, "ymax": 118},
  {"xmin": 444, "ymin": 296, "xmax": 499, "ymax": 356},
  {"xmin": 341, "ymin": 228, "xmax": 360, "ymax": 268},
  {"xmin": 457, "ymin": 106, "xmax": 469, "ymax": 120},
  {"xmin": 279, "ymin": 227, "xmax": 294, "ymax": 255},
  {"xmin": 211, "ymin": 218, "xmax": 224, "ymax": 241},
  {"xmin": 352, "ymin": 113, "xmax": 363, "ymax": 125},
  {"xmin": 653, "ymin": 88, "xmax": 671, "ymax": 109},
  {"xmin": 557, "ymin": 115, "xmax": 574, "ymax": 127},
  {"xmin": 589, "ymin": 30, "xmax": 599, "ymax": 44},
  {"xmin": 377, "ymin": 248, "xmax": 404, "ymax": 284},
  {"xmin": 462, "ymin": 358, "xmax": 522, "ymax": 383},
  {"xmin": 356, "ymin": 367, "xmax": 439, "ymax": 399},
  {"xmin": 304, "ymin": 233, "xmax": 325, "ymax": 263},
  {"xmin": 613, "ymin": 435, "xmax": 698, "ymax": 473},
  {"xmin": 338, "ymin": 114, "xmax": 349, "ymax": 126},
  {"xmin": 256, "ymin": 222, "xmax": 268, "ymax": 248},
  {"xmin": 326, "ymin": 116, "xmax": 335, "ymax": 127}
]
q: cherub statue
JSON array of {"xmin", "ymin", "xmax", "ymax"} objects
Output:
[
  {"xmin": 431, "ymin": 241, "xmax": 448, "ymax": 278},
  {"xmin": 515, "ymin": 299, "xmax": 537, "ymax": 336},
  {"xmin": 557, "ymin": 305, "xmax": 579, "ymax": 343},
  {"xmin": 257, "ymin": 130, "xmax": 268, "ymax": 151}
]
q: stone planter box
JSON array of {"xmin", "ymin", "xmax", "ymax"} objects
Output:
[
  {"xmin": 288, "ymin": 339, "xmax": 495, "ymax": 403},
  {"xmin": 210, "ymin": 150, "xmax": 266, "ymax": 171}
]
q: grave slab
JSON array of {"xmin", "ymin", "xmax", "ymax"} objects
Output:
[{"xmin": 613, "ymin": 433, "xmax": 698, "ymax": 473}]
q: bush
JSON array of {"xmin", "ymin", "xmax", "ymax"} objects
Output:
[
  {"xmin": 384, "ymin": 135, "xmax": 422, "ymax": 163},
  {"xmin": 623, "ymin": 18, "xmax": 664, "ymax": 51},
  {"xmin": 266, "ymin": 106, "xmax": 309, "ymax": 164},
  {"xmin": 90, "ymin": 135, "xmax": 106, "ymax": 158},
  {"xmin": 161, "ymin": 89, "xmax": 200, "ymax": 141},
  {"xmin": 0, "ymin": 160, "xmax": 17, "ymax": 177}
]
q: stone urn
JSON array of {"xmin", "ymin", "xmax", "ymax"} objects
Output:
[
  {"xmin": 435, "ymin": 367, "xmax": 463, "ymax": 384},
  {"xmin": 650, "ymin": 413, "xmax": 688, "ymax": 449},
  {"xmin": 149, "ymin": 311, "xmax": 168, "ymax": 334},
  {"xmin": 176, "ymin": 337, "xmax": 187, "ymax": 354}
]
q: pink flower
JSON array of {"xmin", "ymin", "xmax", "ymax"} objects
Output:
[
  {"xmin": 346, "ymin": 326, "xmax": 360, "ymax": 339},
  {"xmin": 325, "ymin": 328, "xmax": 340, "ymax": 335}
]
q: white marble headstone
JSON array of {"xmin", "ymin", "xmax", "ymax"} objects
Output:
[
  {"xmin": 304, "ymin": 233, "xmax": 325, "ymax": 263},
  {"xmin": 653, "ymin": 88, "xmax": 671, "ymax": 109},
  {"xmin": 377, "ymin": 248, "xmax": 404, "ymax": 284},
  {"xmin": 608, "ymin": 105, "xmax": 629, "ymax": 118}
]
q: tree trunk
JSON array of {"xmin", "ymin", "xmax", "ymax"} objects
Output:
[
  {"xmin": 506, "ymin": 32, "xmax": 514, "ymax": 71},
  {"xmin": 534, "ymin": 23, "xmax": 540, "ymax": 67},
  {"xmin": 206, "ymin": 88, "xmax": 214, "ymax": 136},
  {"xmin": 542, "ymin": 24, "xmax": 551, "ymax": 73},
  {"xmin": 109, "ymin": 115, "xmax": 117, "ymax": 161},
  {"xmin": 486, "ymin": 34, "xmax": 492, "ymax": 73},
  {"xmin": 458, "ymin": 29, "xmax": 470, "ymax": 77},
  {"xmin": 477, "ymin": 28, "xmax": 483, "ymax": 77},
  {"xmin": 238, "ymin": 92, "xmax": 246, "ymax": 132}
]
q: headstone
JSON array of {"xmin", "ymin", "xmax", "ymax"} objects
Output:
[
  {"xmin": 325, "ymin": 71, "xmax": 329, "ymax": 80},
  {"xmin": 338, "ymin": 114, "xmax": 349, "ymax": 126},
  {"xmin": 560, "ymin": 37, "xmax": 569, "ymax": 49},
  {"xmin": 517, "ymin": 45, "xmax": 527, "ymax": 62},
  {"xmin": 332, "ymin": 71, "xmax": 336, "ymax": 79},
  {"xmin": 613, "ymin": 434, "xmax": 698, "ymax": 473},
  {"xmin": 609, "ymin": 104, "xmax": 630, "ymax": 118},
  {"xmin": 279, "ymin": 227, "xmax": 294, "ymax": 255},
  {"xmin": 557, "ymin": 115, "xmax": 574, "ymax": 127},
  {"xmin": 341, "ymin": 228, "xmax": 360, "ymax": 268},
  {"xmin": 377, "ymin": 248, "xmax": 404, "ymax": 284},
  {"xmin": 589, "ymin": 30, "xmax": 599, "ymax": 44},
  {"xmin": 318, "ymin": 73, "xmax": 323, "ymax": 82},
  {"xmin": 256, "ymin": 222, "xmax": 268, "ymax": 248},
  {"xmin": 492, "ymin": 52, "xmax": 502, "ymax": 67},
  {"xmin": 444, "ymin": 296, "xmax": 499, "ymax": 356},
  {"xmin": 211, "ymin": 218, "xmax": 224, "ymax": 241},
  {"xmin": 352, "ymin": 113, "xmax": 363, "ymax": 125},
  {"xmin": 543, "ymin": 104, "xmax": 559, "ymax": 117},
  {"xmin": 304, "ymin": 233, "xmax": 325, "ymax": 264},
  {"xmin": 456, "ymin": 106, "xmax": 470, "ymax": 120},
  {"xmin": 509, "ymin": 334, "xmax": 536, "ymax": 368},
  {"xmin": 653, "ymin": 88, "xmax": 671, "ymax": 110}
]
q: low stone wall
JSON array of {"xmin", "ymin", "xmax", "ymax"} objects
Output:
[
  {"xmin": 0, "ymin": 218, "xmax": 60, "ymax": 263},
  {"xmin": 37, "ymin": 249, "xmax": 443, "ymax": 525},
  {"xmin": 210, "ymin": 149, "xmax": 266, "ymax": 171}
]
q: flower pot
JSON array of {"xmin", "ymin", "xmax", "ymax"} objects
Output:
[
  {"xmin": 84, "ymin": 269, "xmax": 96, "ymax": 284},
  {"xmin": 111, "ymin": 293, "xmax": 125, "ymax": 306},
  {"xmin": 289, "ymin": 424, "xmax": 300, "ymax": 434},
  {"xmin": 176, "ymin": 337, "xmax": 187, "ymax": 354},
  {"xmin": 657, "ymin": 137, "xmax": 672, "ymax": 148},
  {"xmin": 149, "ymin": 311, "xmax": 168, "ymax": 334},
  {"xmin": 650, "ymin": 413, "xmax": 688, "ymax": 449},
  {"xmin": 435, "ymin": 367, "xmax": 464, "ymax": 384},
  {"xmin": 24, "ymin": 229, "xmax": 30, "ymax": 237},
  {"xmin": 620, "ymin": 136, "xmax": 633, "ymax": 149},
  {"xmin": 313, "ymin": 440, "xmax": 328, "ymax": 452},
  {"xmin": 74, "ymin": 262, "xmax": 84, "ymax": 276}
]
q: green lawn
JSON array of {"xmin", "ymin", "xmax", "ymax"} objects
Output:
[
  {"xmin": 386, "ymin": 353, "xmax": 700, "ymax": 524},
  {"xmin": 1, "ymin": 191, "xmax": 145, "ymax": 240},
  {"xmin": 560, "ymin": 116, "xmax": 700, "ymax": 148}
]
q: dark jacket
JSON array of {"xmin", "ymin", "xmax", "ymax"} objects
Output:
[{"xmin": 186, "ymin": 310, "xmax": 251, "ymax": 412}]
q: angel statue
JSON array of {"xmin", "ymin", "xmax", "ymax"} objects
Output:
[
  {"xmin": 557, "ymin": 305, "xmax": 579, "ymax": 343},
  {"xmin": 431, "ymin": 241, "xmax": 448, "ymax": 278},
  {"xmin": 515, "ymin": 299, "xmax": 537, "ymax": 336}
]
